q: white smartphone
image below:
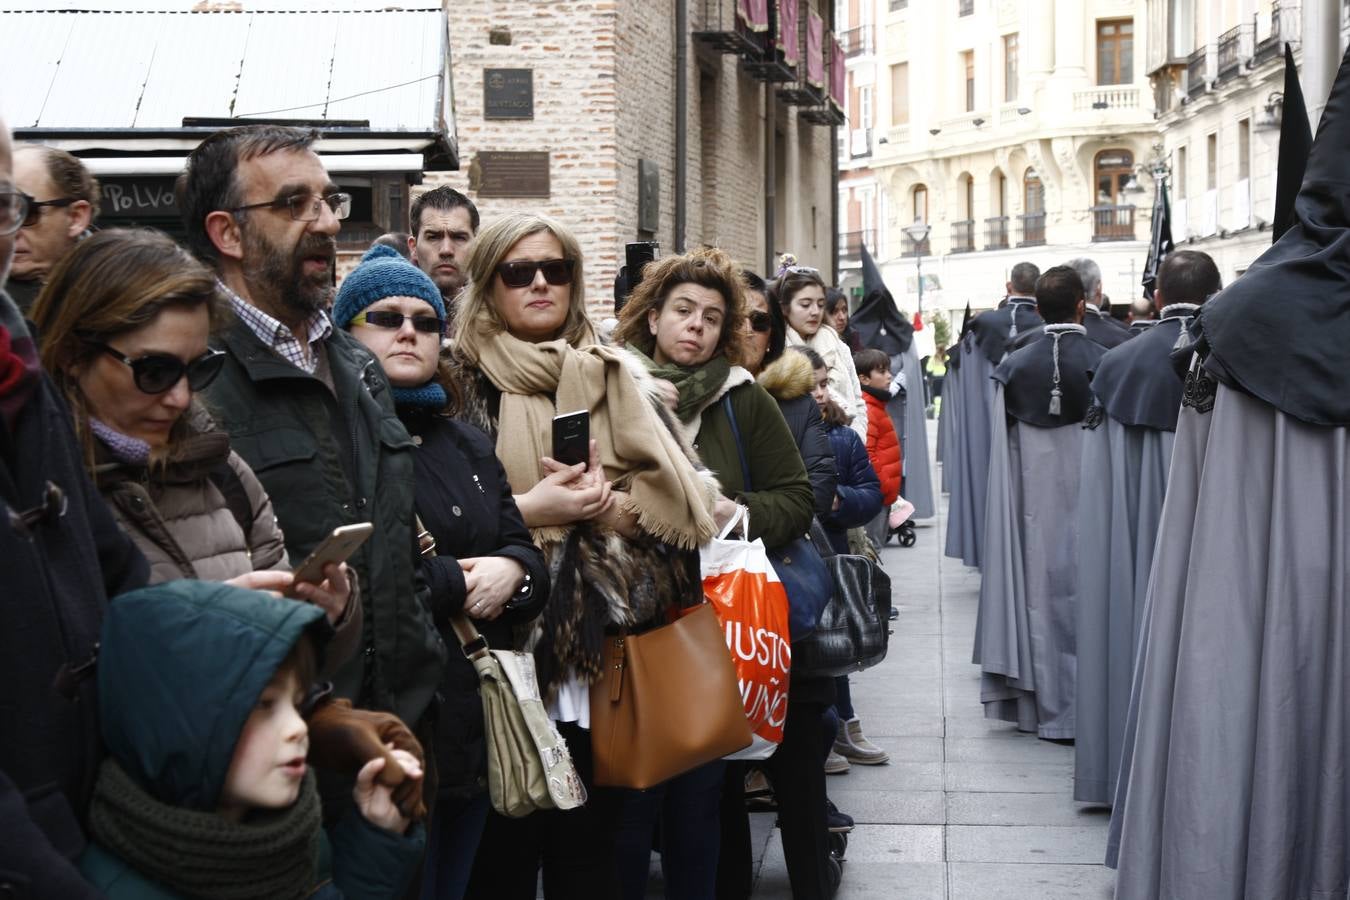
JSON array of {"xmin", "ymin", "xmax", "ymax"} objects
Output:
[{"xmin": 290, "ymin": 523, "xmax": 374, "ymax": 586}]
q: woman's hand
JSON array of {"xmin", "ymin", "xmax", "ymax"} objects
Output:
[
  {"xmin": 225, "ymin": 570, "xmax": 293, "ymax": 596},
  {"xmin": 517, "ymin": 440, "xmax": 614, "ymax": 527},
  {"xmin": 290, "ymin": 562, "xmax": 352, "ymax": 626},
  {"xmin": 597, "ymin": 489, "xmax": 641, "ymax": 539},
  {"xmin": 460, "ymin": 556, "xmax": 527, "ymax": 621},
  {"xmin": 713, "ymin": 494, "xmax": 741, "ymax": 532},
  {"xmin": 353, "ymin": 745, "xmax": 423, "ymax": 835},
  {"xmin": 652, "ymin": 378, "xmax": 680, "ymax": 414}
]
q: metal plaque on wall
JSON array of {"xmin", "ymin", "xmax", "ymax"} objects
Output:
[
  {"xmin": 483, "ymin": 68, "xmax": 534, "ymax": 119},
  {"xmin": 474, "ymin": 151, "xmax": 550, "ymax": 198},
  {"xmin": 638, "ymin": 159, "xmax": 660, "ymax": 233}
]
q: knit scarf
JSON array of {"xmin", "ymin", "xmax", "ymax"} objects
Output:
[
  {"xmin": 90, "ymin": 417, "xmax": 152, "ymax": 465},
  {"xmin": 392, "ymin": 381, "xmax": 448, "ymax": 410},
  {"xmin": 457, "ymin": 323, "xmax": 716, "ymax": 549},
  {"xmin": 626, "ymin": 347, "xmax": 730, "ymax": 424},
  {"xmin": 87, "ymin": 759, "xmax": 322, "ymax": 899},
  {"xmin": 0, "ymin": 290, "xmax": 40, "ymax": 434}
]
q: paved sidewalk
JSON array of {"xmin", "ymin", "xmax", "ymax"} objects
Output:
[{"xmin": 745, "ymin": 423, "xmax": 1116, "ymax": 900}]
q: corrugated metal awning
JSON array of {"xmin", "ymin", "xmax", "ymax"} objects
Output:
[{"xmin": 0, "ymin": 1, "xmax": 456, "ymax": 171}]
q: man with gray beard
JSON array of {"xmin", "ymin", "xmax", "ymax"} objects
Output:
[{"xmin": 178, "ymin": 126, "xmax": 445, "ymax": 752}]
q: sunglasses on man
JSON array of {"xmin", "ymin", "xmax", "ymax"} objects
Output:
[
  {"xmin": 89, "ymin": 342, "xmax": 227, "ymax": 395},
  {"xmin": 0, "ymin": 191, "xmax": 79, "ymax": 236},
  {"xmin": 495, "ymin": 258, "xmax": 576, "ymax": 289}
]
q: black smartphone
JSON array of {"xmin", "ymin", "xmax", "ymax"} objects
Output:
[
  {"xmin": 552, "ymin": 410, "xmax": 590, "ymax": 468},
  {"xmin": 625, "ymin": 241, "xmax": 660, "ymax": 293}
]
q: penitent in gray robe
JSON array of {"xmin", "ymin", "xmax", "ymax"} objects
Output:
[
  {"xmin": 1072, "ymin": 419, "xmax": 1174, "ymax": 804},
  {"xmin": 943, "ymin": 332, "xmax": 996, "ymax": 568},
  {"xmin": 890, "ymin": 343, "xmax": 935, "ymax": 519},
  {"xmin": 936, "ymin": 365, "xmax": 956, "ymax": 490},
  {"xmin": 973, "ymin": 387, "xmax": 1083, "ymax": 739},
  {"xmin": 1109, "ymin": 384, "xmax": 1350, "ymax": 898}
]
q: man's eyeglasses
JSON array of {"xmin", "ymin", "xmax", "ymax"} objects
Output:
[
  {"xmin": 0, "ymin": 191, "xmax": 78, "ymax": 236},
  {"xmin": 90, "ymin": 342, "xmax": 227, "ymax": 395},
  {"xmin": 350, "ymin": 310, "xmax": 445, "ymax": 335},
  {"xmin": 496, "ymin": 258, "xmax": 576, "ymax": 289},
  {"xmin": 747, "ymin": 311, "xmax": 773, "ymax": 333},
  {"xmin": 231, "ymin": 192, "xmax": 352, "ymax": 223}
]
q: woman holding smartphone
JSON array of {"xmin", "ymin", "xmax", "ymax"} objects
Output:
[
  {"xmin": 332, "ymin": 244, "xmax": 550, "ymax": 900},
  {"xmin": 450, "ymin": 213, "xmax": 718, "ymax": 900},
  {"xmin": 31, "ymin": 229, "xmax": 356, "ymax": 646}
]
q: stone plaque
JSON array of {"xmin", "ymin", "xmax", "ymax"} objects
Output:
[
  {"xmin": 484, "ymin": 68, "xmax": 533, "ymax": 120},
  {"xmin": 474, "ymin": 151, "xmax": 550, "ymax": 198},
  {"xmin": 637, "ymin": 159, "xmax": 660, "ymax": 233}
]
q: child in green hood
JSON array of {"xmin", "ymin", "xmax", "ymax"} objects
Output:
[{"xmin": 78, "ymin": 580, "xmax": 426, "ymax": 898}]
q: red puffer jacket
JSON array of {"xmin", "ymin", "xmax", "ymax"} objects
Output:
[{"xmin": 861, "ymin": 386, "xmax": 902, "ymax": 505}]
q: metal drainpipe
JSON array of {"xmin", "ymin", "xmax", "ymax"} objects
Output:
[
  {"xmin": 765, "ymin": 81, "xmax": 776, "ymax": 275},
  {"xmin": 675, "ymin": 0, "xmax": 688, "ymax": 252},
  {"xmin": 831, "ymin": 122, "xmax": 839, "ymax": 283}
]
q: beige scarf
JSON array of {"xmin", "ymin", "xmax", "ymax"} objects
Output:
[{"xmin": 459, "ymin": 324, "xmax": 717, "ymax": 549}]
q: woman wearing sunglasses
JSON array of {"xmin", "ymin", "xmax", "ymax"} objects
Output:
[
  {"xmin": 332, "ymin": 243, "xmax": 550, "ymax": 900},
  {"xmin": 450, "ymin": 213, "xmax": 718, "ymax": 900},
  {"xmin": 31, "ymin": 228, "xmax": 355, "ymax": 635},
  {"xmin": 771, "ymin": 259, "xmax": 867, "ymax": 443}
]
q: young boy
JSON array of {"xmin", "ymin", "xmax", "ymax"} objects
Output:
[
  {"xmin": 854, "ymin": 348, "xmax": 902, "ymax": 510},
  {"xmin": 78, "ymin": 580, "xmax": 426, "ymax": 898}
]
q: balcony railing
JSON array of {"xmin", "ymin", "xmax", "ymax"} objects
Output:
[
  {"xmin": 1187, "ymin": 46, "xmax": 1211, "ymax": 98},
  {"xmin": 1017, "ymin": 212, "xmax": 1046, "ymax": 247},
  {"xmin": 985, "ymin": 216, "xmax": 1010, "ymax": 250},
  {"xmin": 1216, "ymin": 24, "xmax": 1254, "ymax": 82},
  {"xmin": 1255, "ymin": 0, "xmax": 1301, "ymax": 65},
  {"xmin": 1073, "ymin": 86, "xmax": 1141, "ymax": 111},
  {"xmin": 839, "ymin": 229, "xmax": 876, "ymax": 263},
  {"xmin": 692, "ymin": 0, "xmax": 759, "ymax": 54},
  {"xmin": 1090, "ymin": 205, "xmax": 1136, "ymax": 242},
  {"xmin": 958, "ymin": 0, "xmax": 974, "ymax": 16},
  {"xmin": 951, "ymin": 220, "xmax": 976, "ymax": 253},
  {"xmin": 840, "ymin": 25, "xmax": 874, "ymax": 57}
]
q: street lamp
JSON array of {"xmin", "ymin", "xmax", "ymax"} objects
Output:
[{"xmin": 902, "ymin": 218, "xmax": 932, "ymax": 324}]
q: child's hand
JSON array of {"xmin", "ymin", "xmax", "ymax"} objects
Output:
[{"xmin": 353, "ymin": 745, "xmax": 423, "ymax": 835}]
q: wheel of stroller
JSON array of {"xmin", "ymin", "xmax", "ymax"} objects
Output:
[
  {"xmin": 899, "ymin": 526, "xmax": 917, "ymax": 548},
  {"xmin": 828, "ymin": 831, "xmax": 848, "ymax": 860}
]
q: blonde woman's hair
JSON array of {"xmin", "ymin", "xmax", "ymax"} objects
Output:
[
  {"xmin": 453, "ymin": 212, "xmax": 592, "ymax": 347},
  {"xmin": 614, "ymin": 246, "xmax": 748, "ymax": 367}
]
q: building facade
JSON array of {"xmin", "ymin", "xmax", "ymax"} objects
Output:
[
  {"xmin": 431, "ymin": 0, "xmax": 841, "ymax": 317},
  {"xmin": 838, "ymin": 0, "xmax": 1160, "ymax": 335},
  {"xmin": 1146, "ymin": 0, "xmax": 1350, "ymax": 285}
]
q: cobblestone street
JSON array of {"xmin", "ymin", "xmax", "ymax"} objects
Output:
[{"xmin": 744, "ymin": 423, "xmax": 1116, "ymax": 899}]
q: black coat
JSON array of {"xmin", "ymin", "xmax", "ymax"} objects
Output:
[
  {"xmin": 0, "ymin": 369, "xmax": 147, "ymax": 898},
  {"xmin": 398, "ymin": 408, "xmax": 550, "ymax": 798}
]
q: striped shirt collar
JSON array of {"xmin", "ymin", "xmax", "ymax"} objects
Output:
[{"xmin": 220, "ymin": 281, "xmax": 332, "ymax": 374}]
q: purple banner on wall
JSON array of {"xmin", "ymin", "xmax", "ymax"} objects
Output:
[
  {"xmin": 739, "ymin": 0, "xmax": 769, "ymax": 32},
  {"xmin": 806, "ymin": 11, "xmax": 824, "ymax": 88},
  {"xmin": 829, "ymin": 35, "xmax": 845, "ymax": 111},
  {"xmin": 777, "ymin": 0, "xmax": 799, "ymax": 65}
]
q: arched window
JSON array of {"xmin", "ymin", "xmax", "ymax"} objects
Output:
[
  {"xmin": 912, "ymin": 183, "xmax": 929, "ymax": 223},
  {"xmin": 1093, "ymin": 149, "xmax": 1136, "ymax": 240},
  {"xmin": 907, "ymin": 184, "xmax": 930, "ymax": 255},
  {"xmin": 954, "ymin": 174, "xmax": 975, "ymax": 252},
  {"xmin": 1021, "ymin": 168, "xmax": 1046, "ymax": 245},
  {"xmin": 988, "ymin": 170, "xmax": 1009, "ymax": 248}
]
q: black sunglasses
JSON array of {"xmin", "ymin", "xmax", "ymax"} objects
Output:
[
  {"xmin": 496, "ymin": 258, "xmax": 575, "ymax": 289},
  {"xmin": 351, "ymin": 310, "xmax": 445, "ymax": 335},
  {"xmin": 747, "ymin": 311, "xmax": 772, "ymax": 333},
  {"xmin": 91, "ymin": 342, "xmax": 227, "ymax": 394},
  {"xmin": 0, "ymin": 191, "xmax": 77, "ymax": 236}
]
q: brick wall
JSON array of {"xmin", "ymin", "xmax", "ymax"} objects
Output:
[{"xmin": 433, "ymin": 1, "xmax": 836, "ymax": 316}]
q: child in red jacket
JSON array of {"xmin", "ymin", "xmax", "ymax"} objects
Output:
[{"xmin": 854, "ymin": 349, "xmax": 902, "ymax": 506}]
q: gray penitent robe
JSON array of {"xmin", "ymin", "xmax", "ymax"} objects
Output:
[
  {"xmin": 1073, "ymin": 418, "xmax": 1174, "ymax": 804},
  {"xmin": 972, "ymin": 387, "xmax": 1083, "ymax": 739},
  {"xmin": 943, "ymin": 332, "xmax": 996, "ymax": 569},
  {"xmin": 1109, "ymin": 384, "xmax": 1350, "ymax": 899},
  {"xmin": 936, "ymin": 366, "xmax": 955, "ymax": 489},
  {"xmin": 889, "ymin": 343, "xmax": 935, "ymax": 519}
]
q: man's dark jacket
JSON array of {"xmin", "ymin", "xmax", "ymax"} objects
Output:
[
  {"xmin": 0, "ymin": 346, "xmax": 148, "ymax": 897},
  {"xmin": 201, "ymin": 319, "xmax": 446, "ymax": 730}
]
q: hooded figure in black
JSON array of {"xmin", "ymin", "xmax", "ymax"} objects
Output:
[
  {"xmin": 944, "ymin": 263, "xmax": 1044, "ymax": 569},
  {"xmin": 973, "ymin": 267, "xmax": 1104, "ymax": 740},
  {"xmin": 1072, "ymin": 249, "xmax": 1220, "ymax": 807},
  {"xmin": 1109, "ymin": 43, "xmax": 1350, "ymax": 900},
  {"xmin": 852, "ymin": 246, "xmax": 935, "ymax": 520}
]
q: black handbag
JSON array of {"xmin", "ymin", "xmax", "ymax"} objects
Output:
[
  {"xmin": 721, "ymin": 395, "xmax": 834, "ymax": 641},
  {"xmin": 791, "ymin": 521, "xmax": 893, "ymax": 678}
]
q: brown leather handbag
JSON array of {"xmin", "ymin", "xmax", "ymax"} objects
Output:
[{"xmin": 590, "ymin": 602, "xmax": 753, "ymax": 789}]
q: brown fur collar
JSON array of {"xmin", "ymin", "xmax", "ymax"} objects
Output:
[{"xmin": 757, "ymin": 351, "xmax": 815, "ymax": 402}]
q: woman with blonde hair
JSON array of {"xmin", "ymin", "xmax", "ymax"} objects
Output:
[
  {"xmin": 31, "ymin": 228, "xmax": 355, "ymax": 641},
  {"xmin": 452, "ymin": 213, "xmax": 719, "ymax": 900}
]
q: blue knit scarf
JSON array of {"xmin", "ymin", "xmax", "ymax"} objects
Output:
[{"xmin": 392, "ymin": 382, "xmax": 448, "ymax": 410}]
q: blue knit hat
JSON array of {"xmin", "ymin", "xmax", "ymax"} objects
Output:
[{"xmin": 332, "ymin": 243, "xmax": 446, "ymax": 329}]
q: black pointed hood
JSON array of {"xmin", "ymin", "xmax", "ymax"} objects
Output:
[
  {"xmin": 852, "ymin": 245, "xmax": 914, "ymax": 354},
  {"xmin": 1273, "ymin": 43, "xmax": 1313, "ymax": 243},
  {"xmin": 1201, "ymin": 43, "xmax": 1350, "ymax": 426}
]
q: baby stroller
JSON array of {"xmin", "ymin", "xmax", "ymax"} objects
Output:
[
  {"xmin": 888, "ymin": 497, "xmax": 917, "ymax": 548},
  {"xmin": 884, "ymin": 358, "xmax": 919, "ymax": 549}
]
